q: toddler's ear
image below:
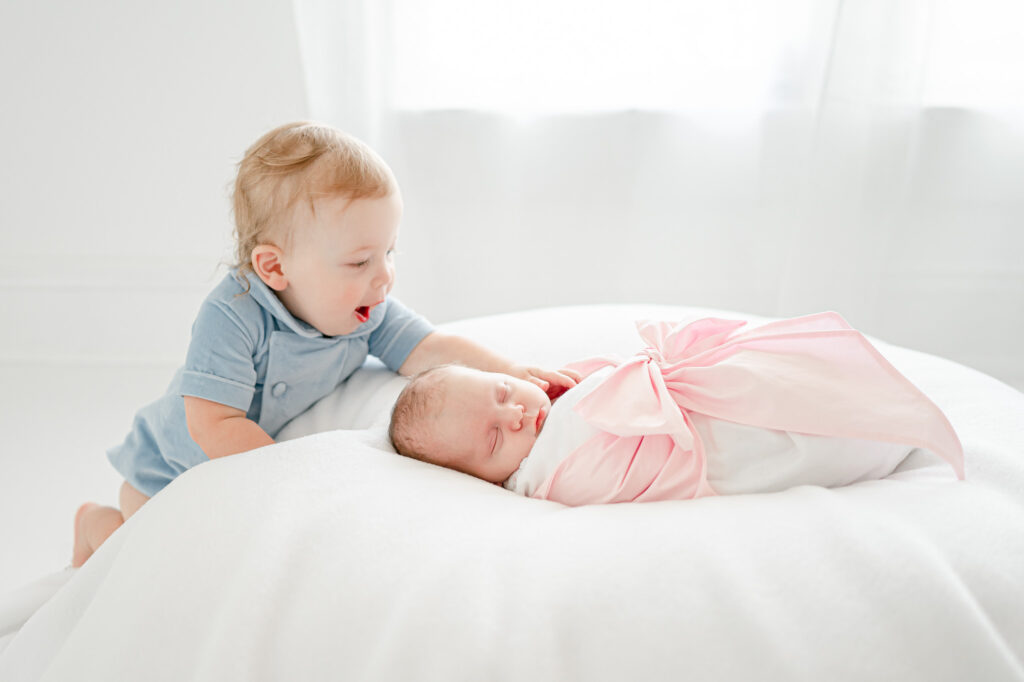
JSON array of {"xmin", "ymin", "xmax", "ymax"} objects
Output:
[{"xmin": 251, "ymin": 245, "xmax": 288, "ymax": 291}]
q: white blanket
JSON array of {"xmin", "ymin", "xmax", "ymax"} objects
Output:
[{"xmin": 2, "ymin": 304, "xmax": 1023, "ymax": 681}]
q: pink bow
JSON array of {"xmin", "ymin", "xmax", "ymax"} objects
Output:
[{"xmin": 534, "ymin": 312, "xmax": 964, "ymax": 505}]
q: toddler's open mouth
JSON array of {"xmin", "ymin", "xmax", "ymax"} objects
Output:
[{"xmin": 354, "ymin": 300, "xmax": 386, "ymax": 323}]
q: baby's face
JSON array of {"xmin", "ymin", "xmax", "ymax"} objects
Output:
[
  {"xmin": 276, "ymin": 192, "xmax": 401, "ymax": 336},
  {"xmin": 421, "ymin": 366, "xmax": 552, "ymax": 483}
]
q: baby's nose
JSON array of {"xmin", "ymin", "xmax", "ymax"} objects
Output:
[{"xmin": 503, "ymin": 404, "xmax": 526, "ymax": 431}]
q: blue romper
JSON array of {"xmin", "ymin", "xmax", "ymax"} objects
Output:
[{"xmin": 107, "ymin": 270, "xmax": 434, "ymax": 497}]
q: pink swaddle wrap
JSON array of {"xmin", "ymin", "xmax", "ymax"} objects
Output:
[{"xmin": 532, "ymin": 312, "xmax": 964, "ymax": 506}]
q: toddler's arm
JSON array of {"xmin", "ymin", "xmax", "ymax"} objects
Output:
[
  {"xmin": 184, "ymin": 396, "xmax": 275, "ymax": 459},
  {"xmin": 398, "ymin": 332, "xmax": 581, "ymax": 398}
]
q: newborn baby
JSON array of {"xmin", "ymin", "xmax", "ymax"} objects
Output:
[
  {"xmin": 389, "ymin": 314, "xmax": 965, "ymax": 505},
  {"xmin": 390, "ymin": 364, "xmax": 924, "ymax": 500}
]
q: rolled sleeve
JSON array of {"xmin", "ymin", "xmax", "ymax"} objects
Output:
[
  {"xmin": 369, "ymin": 297, "xmax": 435, "ymax": 371},
  {"xmin": 180, "ymin": 299, "xmax": 260, "ymax": 411},
  {"xmin": 179, "ymin": 371, "xmax": 255, "ymax": 412}
]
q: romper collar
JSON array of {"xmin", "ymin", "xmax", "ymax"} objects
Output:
[{"xmin": 236, "ymin": 270, "xmax": 324, "ymax": 338}]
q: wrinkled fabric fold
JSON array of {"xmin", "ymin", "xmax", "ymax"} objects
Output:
[{"xmin": 533, "ymin": 312, "xmax": 964, "ymax": 506}]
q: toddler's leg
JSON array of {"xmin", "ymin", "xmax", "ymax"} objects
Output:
[
  {"xmin": 71, "ymin": 481, "xmax": 149, "ymax": 567},
  {"xmin": 118, "ymin": 480, "xmax": 149, "ymax": 519}
]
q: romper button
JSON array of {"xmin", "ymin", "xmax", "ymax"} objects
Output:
[{"xmin": 272, "ymin": 382, "xmax": 287, "ymax": 397}]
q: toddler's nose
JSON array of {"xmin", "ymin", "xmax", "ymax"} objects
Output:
[{"xmin": 372, "ymin": 262, "xmax": 394, "ymax": 290}]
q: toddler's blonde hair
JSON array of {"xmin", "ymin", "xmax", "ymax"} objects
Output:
[{"xmin": 231, "ymin": 121, "xmax": 397, "ymax": 276}]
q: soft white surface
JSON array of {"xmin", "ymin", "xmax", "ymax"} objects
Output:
[
  {"xmin": 2, "ymin": 305, "xmax": 1023, "ymax": 681},
  {"xmin": 0, "ymin": 571, "xmax": 73, "ymax": 658}
]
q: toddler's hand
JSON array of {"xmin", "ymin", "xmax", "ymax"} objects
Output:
[{"xmin": 511, "ymin": 365, "xmax": 582, "ymax": 400}]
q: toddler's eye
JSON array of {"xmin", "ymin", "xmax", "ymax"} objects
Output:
[
  {"xmin": 499, "ymin": 383, "xmax": 509, "ymax": 403},
  {"xmin": 349, "ymin": 260, "xmax": 369, "ymax": 268}
]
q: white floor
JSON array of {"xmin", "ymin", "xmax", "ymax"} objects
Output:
[{"xmin": 0, "ymin": 362, "xmax": 178, "ymax": 591}]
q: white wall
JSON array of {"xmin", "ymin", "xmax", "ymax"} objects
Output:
[{"xmin": 1, "ymin": 0, "xmax": 309, "ymax": 366}]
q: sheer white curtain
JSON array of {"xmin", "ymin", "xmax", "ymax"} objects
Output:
[{"xmin": 292, "ymin": 0, "xmax": 1024, "ymax": 387}]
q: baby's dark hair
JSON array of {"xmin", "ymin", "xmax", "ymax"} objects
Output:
[{"xmin": 388, "ymin": 364, "xmax": 456, "ymax": 462}]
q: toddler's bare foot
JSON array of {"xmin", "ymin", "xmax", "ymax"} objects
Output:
[{"xmin": 71, "ymin": 502, "xmax": 98, "ymax": 568}]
